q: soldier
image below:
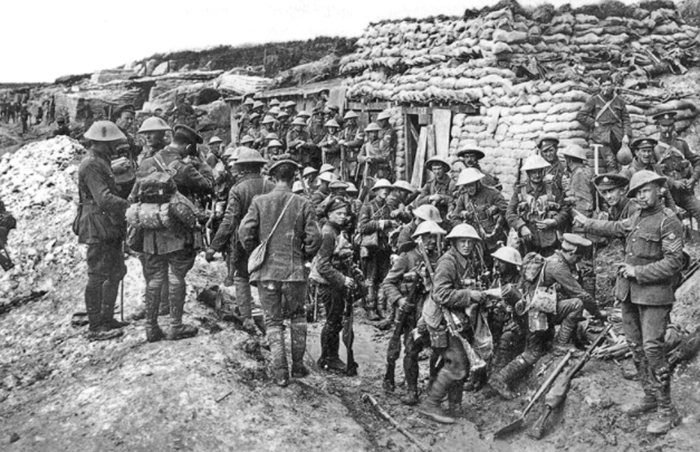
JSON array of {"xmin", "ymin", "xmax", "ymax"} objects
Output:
[
  {"xmin": 594, "ymin": 173, "xmax": 637, "ymax": 222},
  {"xmin": 205, "ymin": 136, "xmax": 223, "ymax": 168},
  {"xmin": 415, "ymin": 157, "xmax": 455, "ymax": 221},
  {"xmin": 396, "ymin": 204, "xmax": 442, "ymax": 254},
  {"xmin": 264, "ymin": 139, "xmax": 285, "ymax": 164},
  {"xmin": 382, "ymin": 220, "xmax": 446, "ymax": 404},
  {"xmin": 387, "ymin": 180, "xmax": 416, "ymax": 226},
  {"xmin": 239, "ymin": 159, "xmax": 322, "ymax": 387},
  {"xmin": 76, "ymin": 121, "xmax": 130, "ymax": 341},
  {"xmin": 338, "ymin": 110, "xmax": 364, "ymax": 183},
  {"xmin": 489, "ymin": 234, "xmax": 589, "ymax": 399},
  {"xmin": 448, "ymin": 167, "xmax": 508, "ymax": 261},
  {"xmin": 316, "ymin": 181, "xmax": 349, "ymax": 224},
  {"xmin": 52, "ymin": 116, "xmax": 72, "ymax": 138},
  {"xmin": 358, "ymin": 179, "xmax": 399, "ymax": 320},
  {"xmin": 130, "ymin": 125, "xmax": 213, "ymax": 341},
  {"xmin": 136, "ymin": 116, "xmax": 171, "ymax": 165},
  {"xmin": 652, "ymin": 110, "xmax": 700, "ymax": 224},
  {"xmin": 574, "ymin": 171, "xmax": 685, "ymax": 434},
  {"xmin": 506, "ymin": 154, "xmax": 568, "ymax": 256},
  {"xmin": 282, "ymin": 100, "xmax": 298, "ymax": 120},
  {"xmin": 277, "ymin": 111, "xmax": 290, "ymax": 147},
  {"xmin": 311, "ymin": 198, "xmax": 356, "ymax": 373},
  {"xmin": 260, "ymin": 115, "xmax": 277, "ymax": 141},
  {"xmin": 111, "ymin": 104, "xmax": 141, "ymax": 199},
  {"xmin": 621, "ymin": 138, "xmax": 676, "ymax": 210},
  {"xmin": 536, "ymin": 134, "xmax": 566, "ymax": 192},
  {"xmin": 310, "ymin": 171, "xmax": 334, "ymax": 208},
  {"xmin": 576, "ymin": 75, "xmax": 632, "ymax": 173},
  {"xmin": 358, "ymin": 123, "xmax": 393, "ymax": 182},
  {"xmin": 287, "ymin": 117, "xmax": 319, "ymax": 168},
  {"xmin": 235, "ymin": 97, "xmax": 254, "ymax": 142},
  {"xmin": 561, "ymin": 144, "xmax": 595, "ymax": 222},
  {"xmin": 377, "ymin": 110, "xmax": 397, "ymax": 162},
  {"xmin": 320, "ymin": 119, "xmax": 341, "ymax": 169},
  {"xmin": 302, "ymin": 166, "xmax": 319, "ymax": 194},
  {"xmin": 247, "ymin": 113, "xmax": 263, "ymax": 149},
  {"xmin": 455, "ymin": 147, "xmax": 501, "ymax": 189},
  {"xmin": 417, "ymin": 224, "xmax": 491, "ymax": 424},
  {"xmin": 205, "ymin": 148, "xmax": 273, "ymax": 332},
  {"xmin": 240, "ymin": 135, "xmax": 255, "ymax": 148}
]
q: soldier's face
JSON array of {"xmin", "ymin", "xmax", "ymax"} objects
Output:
[
  {"xmin": 561, "ymin": 244, "xmax": 582, "ymax": 265},
  {"xmin": 432, "ymin": 164, "xmax": 445, "ymax": 178},
  {"xmin": 465, "ymin": 182, "xmax": 478, "ymax": 196},
  {"xmin": 463, "ymin": 154, "xmax": 478, "ymax": 166},
  {"xmin": 453, "ymin": 238, "xmax": 474, "ymax": 256},
  {"xmin": 527, "ymin": 169, "xmax": 544, "ymax": 184},
  {"xmin": 368, "ymin": 131, "xmax": 378, "ymax": 140},
  {"xmin": 635, "ymin": 184, "xmax": 660, "ymax": 209},
  {"xmin": 600, "ymin": 186, "xmax": 624, "ymax": 207},
  {"xmin": 144, "ymin": 131, "xmax": 165, "ymax": 147},
  {"xmin": 494, "ymin": 259, "xmax": 508, "ymax": 274},
  {"xmin": 327, "ymin": 126, "xmax": 338, "ymax": 136},
  {"xmin": 541, "ymin": 146, "xmax": 557, "ymax": 163},
  {"xmin": 376, "ymin": 188, "xmax": 389, "ymax": 200},
  {"xmin": 658, "ymin": 123, "xmax": 674, "ymax": 136},
  {"xmin": 600, "ymin": 82, "xmax": 614, "ymax": 98},
  {"xmin": 116, "ymin": 112, "xmax": 134, "ymax": 130},
  {"xmin": 424, "ymin": 234, "xmax": 438, "ymax": 252},
  {"xmin": 328, "ymin": 208, "xmax": 348, "ymax": 225},
  {"xmin": 638, "ymin": 146, "xmax": 655, "ymax": 164}
]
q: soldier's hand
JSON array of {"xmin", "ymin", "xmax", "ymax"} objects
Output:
[
  {"xmin": 204, "ymin": 249, "xmax": 216, "ymax": 262},
  {"xmin": 681, "ymin": 179, "xmax": 694, "ymax": 191},
  {"xmin": 572, "ymin": 209, "xmax": 587, "ymax": 226},
  {"xmin": 428, "ymin": 194, "xmax": 440, "ymax": 203},
  {"xmin": 344, "ymin": 277, "xmax": 357, "ymax": 289},
  {"xmin": 617, "ymin": 263, "xmax": 636, "ymax": 279},
  {"xmin": 470, "ymin": 290, "xmax": 483, "ymax": 304},
  {"xmin": 535, "ymin": 219, "xmax": 557, "ymax": 230},
  {"xmin": 398, "ymin": 297, "xmax": 409, "ymax": 312},
  {"xmin": 520, "ymin": 226, "xmax": 532, "ymax": 241}
]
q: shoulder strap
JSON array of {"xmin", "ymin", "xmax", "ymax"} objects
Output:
[
  {"xmin": 265, "ymin": 195, "xmax": 295, "ymax": 242},
  {"xmin": 595, "ymin": 95, "xmax": 620, "ymax": 122}
]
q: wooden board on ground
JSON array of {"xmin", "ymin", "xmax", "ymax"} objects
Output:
[{"xmin": 432, "ymin": 109, "xmax": 452, "ymax": 158}]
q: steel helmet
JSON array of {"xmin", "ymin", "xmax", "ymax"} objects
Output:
[
  {"xmin": 365, "ymin": 122, "xmax": 381, "ymax": 133},
  {"xmin": 446, "ymin": 224, "xmax": 481, "ymax": 241},
  {"xmin": 426, "ymin": 156, "xmax": 452, "ymax": 172},
  {"xmin": 491, "ymin": 246, "xmax": 522, "ymax": 267},
  {"xmin": 413, "ymin": 204, "xmax": 442, "ymax": 223},
  {"xmin": 268, "ymin": 139, "xmax": 283, "ymax": 148},
  {"xmin": 252, "ymin": 100, "xmax": 265, "ymax": 110},
  {"xmin": 297, "ymin": 110, "xmax": 311, "ymax": 118},
  {"xmin": 278, "ymin": 111, "xmax": 289, "ymax": 119},
  {"xmin": 318, "ymin": 172, "xmax": 336, "ymax": 183},
  {"xmin": 283, "ymin": 100, "xmax": 297, "ymax": 108},
  {"xmin": 456, "ymin": 147, "xmax": 485, "ymax": 160},
  {"xmin": 269, "ymin": 159, "xmax": 301, "ymax": 174},
  {"xmin": 269, "ymin": 106, "xmax": 280, "ymax": 115},
  {"xmin": 303, "ymin": 166, "xmax": 319, "ymax": 178},
  {"xmin": 208, "ymin": 136, "xmax": 223, "ymax": 145},
  {"xmin": 84, "ymin": 120, "xmax": 126, "ymax": 142},
  {"xmin": 521, "ymin": 154, "xmax": 551, "ymax": 172},
  {"xmin": 291, "ymin": 117, "xmax": 307, "ymax": 126},
  {"xmin": 240, "ymin": 135, "xmax": 254, "ymax": 145},
  {"xmin": 292, "ymin": 181, "xmax": 304, "ymax": 193},
  {"xmin": 234, "ymin": 147, "xmax": 268, "ymax": 166},
  {"xmin": 324, "ymin": 119, "xmax": 340, "ymax": 128},
  {"xmin": 372, "ymin": 178, "xmax": 393, "ymax": 191},
  {"xmin": 346, "ymin": 182, "xmax": 359, "ymax": 194},
  {"xmin": 265, "ymin": 132, "xmax": 279, "ymax": 140},
  {"xmin": 243, "ymin": 97, "xmax": 255, "ymax": 106},
  {"xmin": 392, "ymin": 180, "xmax": 415, "ymax": 193},
  {"xmin": 262, "ymin": 115, "xmax": 275, "ymax": 125},
  {"xmin": 412, "ymin": 220, "xmax": 447, "ymax": 238},
  {"xmin": 377, "ymin": 110, "xmax": 391, "ymax": 121},
  {"xmin": 560, "ymin": 144, "xmax": 588, "ymax": 161},
  {"xmin": 269, "ymin": 98, "xmax": 281, "ymax": 107},
  {"xmin": 456, "ymin": 168, "xmax": 485, "ymax": 186},
  {"xmin": 249, "ymin": 113, "xmax": 261, "ymax": 121},
  {"xmin": 627, "ymin": 170, "xmax": 667, "ymax": 198},
  {"xmin": 137, "ymin": 116, "xmax": 171, "ymax": 133},
  {"xmin": 319, "ymin": 163, "xmax": 335, "ymax": 174},
  {"xmin": 222, "ymin": 146, "xmax": 240, "ymax": 161},
  {"xmin": 330, "ymin": 180, "xmax": 349, "ymax": 190},
  {"xmin": 344, "ymin": 110, "xmax": 359, "ymax": 120}
]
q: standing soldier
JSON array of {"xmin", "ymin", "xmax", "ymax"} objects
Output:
[
  {"xmin": 595, "ymin": 173, "xmax": 636, "ymax": 222},
  {"xmin": 76, "ymin": 121, "xmax": 130, "ymax": 341},
  {"xmin": 239, "ymin": 159, "xmax": 322, "ymax": 387},
  {"xmin": 358, "ymin": 123, "xmax": 393, "ymax": 183},
  {"xmin": 621, "ymin": 138, "xmax": 676, "ymax": 210},
  {"xmin": 396, "ymin": 204, "xmax": 442, "ymax": 254},
  {"xmin": 574, "ymin": 170, "xmax": 685, "ymax": 434},
  {"xmin": 247, "ymin": 113, "xmax": 263, "ymax": 149},
  {"xmin": 136, "ymin": 116, "xmax": 171, "ymax": 165},
  {"xmin": 536, "ymin": 134, "xmax": 566, "ymax": 192},
  {"xmin": 310, "ymin": 172, "xmax": 334, "ymax": 208},
  {"xmin": 205, "ymin": 136, "xmax": 223, "ymax": 168},
  {"xmin": 376, "ymin": 110, "xmax": 397, "ymax": 162},
  {"xmin": 506, "ymin": 154, "xmax": 568, "ymax": 256},
  {"xmin": 338, "ymin": 110, "xmax": 364, "ymax": 183},
  {"xmin": 260, "ymin": 115, "xmax": 277, "ymax": 142},
  {"xmin": 235, "ymin": 97, "xmax": 254, "ymax": 142},
  {"xmin": 576, "ymin": 75, "xmax": 632, "ymax": 173},
  {"xmin": 382, "ymin": 220, "xmax": 446, "ymax": 404},
  {"xmin": 287, "ymin": 117, "xmax": 319, "ymax": 168},
  {"xmin": 206, "ymin": 148, "xmax": 273, "ymax": 333},
  {"xmin": 111, "ymin": 104, "xmax": 141, "ymax": 199},
  {"xmin": 415, "ymin": 157, "xmax": 455, "ymax": 222},
  {"xmin": 358, "ymin": 179, "xmax": 399, "ymax": 320},
  {"xmin": 282, "ymin": 100, "xmax": 298, "ymax": 119},
  {"xmin": 418, "ymin": 224, "xmax": 491, "ymax": 424},
  {"xmin": 319, "ymin": 119, "xmax": 341, "ymax": 169},
  {"xmin": 455, "ymin": 147, "xmax": 500, "ymax": 189},
  {"xmin": 311, "ymin": 198, "xmax": 356, "ymax": 373},
  {"xmin": 276, "ymin": 111, "xmax": 290, "ymax": 148},
  {"xmin": 309, "ymin": 108, "xmax": 326, "ymax": 145}
]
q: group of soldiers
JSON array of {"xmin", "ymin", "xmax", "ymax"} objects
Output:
[{"xmin": 71, "ymin": 81, "xmax": 694, "ymax": 437}]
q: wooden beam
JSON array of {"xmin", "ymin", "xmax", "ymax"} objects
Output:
[
  {"xmin": 411, "ymin": 127, "xmax": 428, "ymax": 187},
  {"xmin": 433, "ymin": 109, "xmax": 452, "ymax": 158}
]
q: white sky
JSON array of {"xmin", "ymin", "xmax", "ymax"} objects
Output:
[{"xmin": 2, "ymin": 0, "xmax": 642, "ymax": 83}]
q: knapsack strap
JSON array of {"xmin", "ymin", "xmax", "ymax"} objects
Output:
[{"xmin": 264, "ymin": 195, "xmax": 295, "ymax": 243}]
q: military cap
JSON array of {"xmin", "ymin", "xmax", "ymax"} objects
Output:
[
  {"xmin": 234, "ymin": 147, "xmax": 267, "ymax": 166},
  {"xmin": 243, "ymin": 97, "xmax": 255, "ymax": 106},
  {"xmin": 292, "ymin": 181, "xmax": 305, "ymax": 193},
  {"xmin": 328, "ymin": 105, "xmax": 340, "ymax": 112},
  {"xmin": 392, "ymin": 180, "xmax": 415, "ymax": 193},
  {"xmin": 323, "ymin": 107, "xmax": 333, "ymax": 115},
  {"xmin": 652, "ymin": 110, "xmax": 677, "ymax": 126},
  {"xmin": 208, "ymin": 136, "xmax": 223, "ymax": 145},
  {"xmin": 278, "ymin": 111, "xmax": 289, "ymax": 119},
  {"xmin": 325, "ymin": 197, "xmax": 349, "ymax": 216},
  {"xmin": 324, "ymin": 119, "xmax": 340, "ymax": 128},
  {"xmin": 377, "ymin": 110, "xmax": 392, "ymax": 121},
  {"xmin": 240, "ymin": 135, "xmax": 254, "ymax": 145},
  {"xmin": 412, "ymin": 220, "xmax": 446, "ymax": 238},
  {"xmin": 446, "ymin": 224, "xmax": 481, "ymax": 241},
  {"xmin": 137, "ymin": 116, "xmax": 171, "ymax": 133},
  {"xmin": 627, "ymin": 170, "xmax": 667, "ymax": 198},
  {"xmin": 303, "ymin": 166, "xmax": 319, "ymax": 178},
  {"xmin": 268, "ymin": 159, "xmax": 301, "ymax": 174},
  {"xmin": 283, "ymin": 100, "xmax": 297, "ymax": 108},
  {"xmin": 297, "ymin": 110, "xmax": 311, "ymax": 118},
  {"xmin": 521, "ymin": 154, "xmax": 551, "ymax": 172},
  {"xmin": 330, "ymin": 180, "xmax": 349, "ymax": 191},
  {"xmin": 291, "ymin": 117, "xmax": 307, "ymax": 126},
  {"xmin": 537, "ymin": 134, "xmax": 559, "ymax": 149},
  {"xmin": 318, "ymin": 172, "xmax": 336, "ymax": 183},
  {"xmin": 631, "ymin": 137, "xmax": 658, "ymax": 150},
  {"xmin": 346, "ymin": 182, "xmax": 359, "ymax": 194},
  {"xmin": 560, "ymin": 144, "xmax": 588, "ymax": 161},
  {"xmin": 249, "ymin": 112, "xmax": 261, "ymax": 121},
  {"xmin": 262, "ymin": 115, "xmax": 275, "ymax": 125},
  {"xmin": 269, "ymin": 98, "xmax": 281, "ymax": 107},
  {"xmin": 456, "ymin": 168, "xmax": 485, "ymax": 186},
  {"xmin": 594, "ymin": 173, "xmax": 629, "ymax": 190},
  {"xmin": 265, "ymin": 132, "xmax": 279, "ymax": 141},
  {"xmin": 344, "ymin": 110, "xmax": 359, "ymax": 120},
  {"xmin": 252, "ymin": 101, "xmax": 265, "ymax": 110},
  {"xmin": 112, "ymin": 104, "xmax": 135, "ymax": 119},
  {"xmin": 562, "ymin": 233, "xmax": 592, "ymax": 249},
  {"xmin": 269, "ymin": 106, "xmax": 280, "ymax": 116},
  {"xmin": 456, "ymin": 147, "xmax": 485, "ymax": 160},
  {"xmin": 268, "ymin": 139, "xmax": 283, "ymax": 148},
  {"xmin": 413, "ymin": 204, "xmax": 442, "ymax": 222},
  {"xmin": 173, "ymin": 124, "xmax": 203, "ymax": 144},
  {"xmin": 371, "ymin": 178, "xmax": 393, "ymax": 191},
  {"xmin": 491, "ymin": 246, "xmax": 522, "ymax": 267},
  {"xmin": 365, "ymin": 122, "xmax": 381, "ymax": 132},
  {"xmin": 84, "ymin": 120, "xmax": 126, "ymax": 142},
  {"xmin": 426, "ymin": 156, "xmax": 452, "ymax": 172},
  {"xmin": 312, "ymin": 106, "xmax": 323, "ymax": 114},
  {"xmin": 222, "ymin": 146, "xmax": 240, "ymax": 161}
]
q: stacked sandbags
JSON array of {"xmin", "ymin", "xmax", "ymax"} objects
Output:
[{"xmin": 216, "ymin": 73, "xmax": 273, "ymax": 95}]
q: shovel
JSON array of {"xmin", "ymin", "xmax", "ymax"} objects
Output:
[{"xmin": 492, "ymin": 350, "xmax": 572, "ymax": 439}]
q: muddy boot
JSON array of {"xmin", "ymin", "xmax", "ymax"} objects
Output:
[
  {"xmin": 101, "ymin": 279, "xmax": 129, "ymax": 330},
  {"xmin": 620, "ymin": 359, "xmax": 657, "ymax": 415},
  {"xmin": 317, "ymin": 327, "xmax": 329, "ymax": 370},
  {"xmin": 167, "ymin": 286, "xmax": 198, "ymax": 341},
  {"xmin": 234, "ymin": 276, "xmax": 254, "ymax": 320},
  {"xmin": 402, "ymin": 354, "xmax": 419, "ymax": 405},
  {"xmin": 489, "ymin": 357, "xmax": 529, "ymax": 400},
  {"xmin": 401, "ymin": 384, "xmax": 419, "ymax": 406},
  {"xmin": 144, "ymin": 283, "xmax": 165, "ymax": 343},
  {"xmin": 268, "ymin": 326, "xmax": 289, "ymax": 387},
  {"xmin": 364, "ymin": 286, "xmax": 380, "ymax": 321},
  {"xmin": 418, "ymin": 373, "xmax": 455, "ymax": 424},
  {"xmin": 553, "ymin": 315, "xmax": 580, "ymax": 356},
  {"xmin": 85, "ymin": 325, "xmax": 124, "ymax": 341},
  {"xmin": 383, "ymin": 364, "xmax": 396, "ymax": 393},
  {"xmin": 464, "ymin": 367, "xmax": 487, "ymax": 392},
  {"xmin": 158, "ymin": 280, "xmax": 170, "ymax": 316},
  {"xmin": 290, "ymin": 318, "xmax": 309, "ymax": 378},
  {"xmin": 325, "ymin": 332, "xmax": 346, "ymax": 373},
  {"xmin": 447, "ymin": 380, "xmax": 464, "ymax": 417},
  {"xmin": 647, "ymin": 367, "xmax": 680, "ymax": 434}
]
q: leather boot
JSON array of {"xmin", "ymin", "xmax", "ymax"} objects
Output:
[
  {"xmin": 268, "ymin": 326, "xmax": 289, "ymax": 387},
  {"xmin": 402, "ymin": 354, "xmax": 419, "ymax": 405},
  {"xmin": 158, "ymin": 279, "xmax": 170, "ymax": 316},
  {"xmin": 101, "ymin": 279, "xmax": 128, "ymax": 330},
  {"xmin": 383, "ymin": 365, "xmax": 396, "ymax": 393},
  {"xmin": 489, "ymin": 356, "xmax": 529, "ymax": 400},
  {"xmin": 401, "ymin": 384, "xmax": 419, "ymax": 406},
  {"xmin": 553, "ymin": 315, "xmax": 580, "ymax": 356},
  {"xmin": 447, "ymin": 379, "xmax": 464, "ymax": 417},
  {"xmin": 145, "ymin": 281, "xmax": 165, "ymax": 343},
  {"xmin": 325, "ymin": 330, "xmax": 346, "ymax": 373},
  {"xmin": 167, "ymin": 279, "xmax": 198, "ymax": 341},
  {"xmin": 620, "ymin": 359, "xmax": 657, "ymax": 415},
  {"xmin": 290, "ymin": 318, "xmax": 309, "ymax": 378},
  {"xmin": 418, "ymin": 373, "xmax": 456, "ymax": 424},
  {"xmin": 364, "ymin": 286, "xmax": 380, "ymax": 321},
  {"xmin": 647, "ymin": 366, "xmax": 680, "ymax": 434},
  {"xmin": 317, "ymin": 326, "xmax": 329, "ymax": 370},
  {"xmin": 234, "ymin": 276, "xmax": 254, "ymax": 319},
  {"xmin": 85, "ymin": 276, "xmax": 104, "ymax": 331}
]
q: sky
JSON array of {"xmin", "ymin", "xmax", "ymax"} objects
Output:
[{"xmin": 2, "ymin": 0, "xmax": 641, "ymax": 83}]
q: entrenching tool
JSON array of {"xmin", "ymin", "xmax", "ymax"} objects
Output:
[
  {"xmin": 528, "ymin": 323, "xmax": 613, "ymax": 439},
  {"xmin": 362, "ymin": 394, "xmax": 429, "ymax": 452},
  {"xmin": 492, "ymin": 351, "xmax": 572, "ymax": 439}
]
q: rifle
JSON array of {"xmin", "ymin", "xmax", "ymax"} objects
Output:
[
  {"xmin": 387, "ymin": 263, "xmax": 425, "ymax": 355},
  {"xmin": 528, "ymin": 323, "xmax": 612, "ymax": 439},
  {"xmin": 342, "ymin": 261, "xmax": 366, "ymax": 376}
]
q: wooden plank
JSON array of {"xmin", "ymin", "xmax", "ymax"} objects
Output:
[
  {"xmin": 404, "ymin": 113, "xmax": 413, "ymax": 180},
  {"xmin": 348, "ymin": 101, "xmax": 392, "ymax": 111},
  {"xmin": 426, "ymin": 125, "xmax": 437, "ymax": 160},
  {"xmin": 433, "ymin": 109, "xmax": 452, "ymax": 158},
  {"xmin": 411, "ymin": 127, "xmax": 428, "ymax": 187},
  {"xmin": 328, "ymin": 86, "xmax": 347, "ymax": 114}
]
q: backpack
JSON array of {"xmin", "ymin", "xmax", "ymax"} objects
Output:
[
  {"xmin": 138, "ymin": 171, "xmax": 177, "ymax": 204},
  {"xmin": 521, "ymin": 252, "xmax": 545, "ymax": 284}
]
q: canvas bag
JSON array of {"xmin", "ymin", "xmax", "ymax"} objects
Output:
[
  {"xmin": 527, "ymin": 261, "xmax": 557, "ymax": 314},
  {"xmin": 248, "ymin": 196, "xmax": 294, "ymax": 274}
]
